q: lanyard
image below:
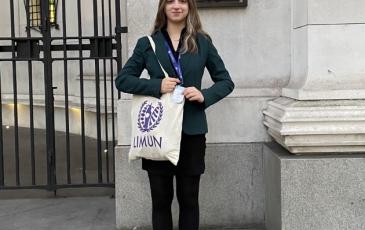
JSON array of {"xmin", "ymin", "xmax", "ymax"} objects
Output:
[{"xmin": 163, "ymin": 40, "xmax": 184, "ymax": 85}]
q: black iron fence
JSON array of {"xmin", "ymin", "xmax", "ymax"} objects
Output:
[{"xmin": 0, "ymin": 0, "xmax": 126, "ymax": 192}]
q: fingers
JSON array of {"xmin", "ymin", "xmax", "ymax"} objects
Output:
[
  {"xmin": 162, "ymin": 85, "xmax": 175, "ymax": 93},
  {"xmin": 187, "ymin": 94, "xmax": 201, "ymax": 101},
  {"xmin": 183, "ymin": 87, "xmax": 198, "ymax": 97},
  {"xmin": 165, "ymin": 79, "xmax": 177, "ymax": 92},
  {"xmin": 168, "ymin": 78, "xmax": 181, "ymax": 84},
  {"xmin": 183, "ymin": 87, "xmax": 204, "ymax": 103},
  {"xmin": 160, "ymin": 77, "xmax": 181, "ymax": 93}
]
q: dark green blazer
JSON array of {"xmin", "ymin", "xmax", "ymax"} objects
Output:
[{"xmin": 115, "ymin": 31, "xmax": 234, "ymax": 135}]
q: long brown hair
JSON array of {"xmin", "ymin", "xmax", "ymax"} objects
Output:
[{"xmin": 152, "ymin": 0, "xmax": 209, "ymax": 53}]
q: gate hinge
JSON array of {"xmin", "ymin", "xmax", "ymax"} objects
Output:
[
  {"xmin": 15, "ymin": 38, "xmax": 41, "ymax": 59},
  {"xmin": 90, "ymin": 37, "xmax": 113, "ymax": 58},
  {"xmin": 115, "ymin": 26, "xmax": 128, "ymax": 34}
]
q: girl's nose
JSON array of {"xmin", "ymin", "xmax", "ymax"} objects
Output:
[{"xmin": 171, "ymin": 0, "xmax": 181, "ymax": 7}]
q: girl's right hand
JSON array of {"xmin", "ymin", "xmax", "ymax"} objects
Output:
[{"xmin": 160, "ymin": 77, "xmax": 181, "ymax": 94}]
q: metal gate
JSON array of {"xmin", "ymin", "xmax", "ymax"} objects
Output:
[{"xmin": 0, "ymin": 0, "xmax": 125, "ymax": 192}]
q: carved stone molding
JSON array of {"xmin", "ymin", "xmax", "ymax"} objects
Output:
[{"xmin": 263, "ymin": 97, "xmax": 365, "ymax": 154}]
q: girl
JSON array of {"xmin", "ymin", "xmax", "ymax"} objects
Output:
[{"xmin": 115, "ymin": 0, "xmax": 234, "ymax": 229}]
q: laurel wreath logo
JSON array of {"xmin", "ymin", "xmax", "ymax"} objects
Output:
[{"xmin": 137, "ymin": 100, "xmax": 164, "ymax": 133}]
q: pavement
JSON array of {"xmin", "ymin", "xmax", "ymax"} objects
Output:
[
  {"xmin": 0, "ymin": 196, "xmax": 116, "ymax": 230},
  {"xmin": 1, "ymin": 126, "xmax": 115, "ymax": 188},
  {"xmin": 0, "ymin": 196, "xmax": 264, "ymax": 230}
]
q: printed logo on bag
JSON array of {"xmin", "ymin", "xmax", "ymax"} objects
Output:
[
  {"xmin": 133, "ymin": 100, "xmax": 164, "ymax": 149},
  {"xmin": 137, "ymin": 100, "xmax": 163, "ymax": 133}
]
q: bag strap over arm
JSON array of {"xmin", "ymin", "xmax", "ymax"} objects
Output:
[{"xmin": 147, "ymin": 36, "xmax": 169, "ymax": 78}]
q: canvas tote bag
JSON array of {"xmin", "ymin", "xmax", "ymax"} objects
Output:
[{"xmin": 128, "ymin": 36, "xmax": 184, "ymax": 165}]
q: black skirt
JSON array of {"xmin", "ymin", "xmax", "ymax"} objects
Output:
[{"xmin": 142, "ymin": 132, "xmax": 206, "ymax": 175}]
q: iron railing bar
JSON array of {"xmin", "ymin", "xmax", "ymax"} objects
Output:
[
  {"xmin": 61, "ymin": 0, "xmax": 71, "ymax": 184},
  {"xmin": 51, "ymin": 36, "xmax": 115, "ymax": 40},
  {"xmin": 115, "ymin": 0, "xmax": 122, "ymax": 100},
  {"xmin": 110, "ymin": 57, "xmax": 115, "ymax": 183},
  {"xmin": 0, "ymin": 183, "xmax": 114, "ymax": 190},
  {"xmin": 114, "ymin": 0, "xmax": 123, "ymax": 181},
  {"xmin": 93, "ymin": 0, "xmax": 103, "ymax": 183},
  {"xmin": 0, "ymin": 46, "xmax": 19, "ymax": 52},
  {"xmin": 102, "ymin": 0, "xmax": 110, "ymax": 183},
  {"xmin": 42, "ymin": 0, "xmax": 57, "ymax": 192},
  {"xmin": 0, "ymin": 37, "xmax": 42, "ymax": 40},
  {"xmin": 25, "ymin": 0, "xmax": 36, "ymax": 186},
  {"xmin": 77, "ymin": 0, "xmax": 87, "ymax": 184},
  {"xmin": 51, "ymin": 44, "xmax": 115, "ymax": 51},
  {"xmin": 0, "ymin": 57, "xmax": 117, "ymax": 62},
  {"xmin": 51, "ymin": 57, "xmax": 118, "ymax": 61},
  {"xmin": 0, "ymin": 70, "xmax": 3, "ymax": 186},
  {"xmin": 0, "ymin": 35, "xmax": 115, "ymax": 40},
  {"xmin": 0, "ymin": 58, "xmax": 40, "ymax": 62},
  {"xmin": 10, "ymin": 0, "xmax": 20, "ymax": 186},
  {"xmin": 0, "ymin": 185, "xmax": 48, "ymax": 190},
  {"xmin": 55, "ymin": 183, "xmax": 115, "ymax": 188},
  {"xmin": 109, "ymin": 0, "xmax": 116, "ymax": 183},
  {"xmin": 54, "ymin": 43, "xmax": 118, "ymax": 50},
  {"xmin": 0, "ymin": 43, "xmax": 119, "ymax": 53}
]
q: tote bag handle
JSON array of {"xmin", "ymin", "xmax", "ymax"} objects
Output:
[{"xmin": 147, "ymin": 35, "xmax": 169, "ymax": 78}]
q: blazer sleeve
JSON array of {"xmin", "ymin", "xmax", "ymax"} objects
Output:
[
  {"xmin": 201, "ymin": 38, "xmax": 235, "ymax": 109},
  {"xmin": 115, "ymin": 37, "xmax": 162, "ymax": 98}
]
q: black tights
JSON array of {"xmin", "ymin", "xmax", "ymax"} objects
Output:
[{"xmin": 148, "ymin": 173, "xmax": 201, "ymax": 230}]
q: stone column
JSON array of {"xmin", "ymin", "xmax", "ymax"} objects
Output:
[{"xmin": 264, "ymin": 0, "xmax": 365, "ymax": 154}]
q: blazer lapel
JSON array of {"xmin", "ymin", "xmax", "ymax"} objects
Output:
[
  {"xmin": 152, "ymin": 31, "xmax": 193, "ymax": 82},
  {"xmin": 153, "ymin": 31, "xmax": 175, "ymax": 77}
]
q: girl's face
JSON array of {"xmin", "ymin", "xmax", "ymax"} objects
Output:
[{"xmin": 164, "ymin": 0, "xmax": 189, "ymax": 24}]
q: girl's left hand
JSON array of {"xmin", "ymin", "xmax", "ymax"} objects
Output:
[{"xmin": 183, "ymin": 87, "xmax": 205, "ymax": 103}]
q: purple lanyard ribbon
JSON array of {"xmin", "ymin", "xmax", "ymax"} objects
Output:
[{"xmin": 164, "ymin": 40, "xmax": 184, "ymax": 85}]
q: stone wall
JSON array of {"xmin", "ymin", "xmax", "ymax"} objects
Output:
[{"xmin": 118, "ymin": 0, "xmax": 291, "ymax": 144}]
